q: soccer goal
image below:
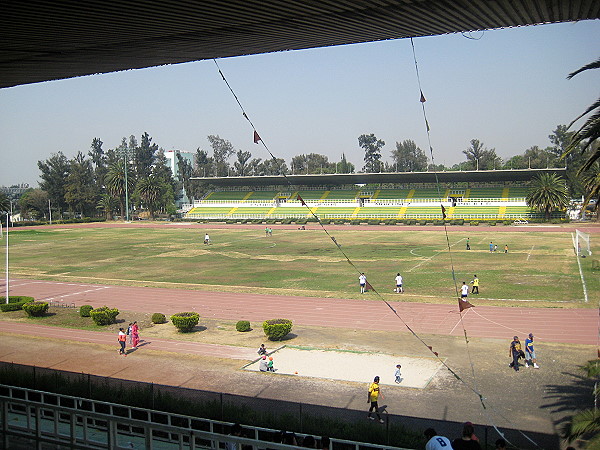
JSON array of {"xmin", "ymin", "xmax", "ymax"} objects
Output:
[{"xmin": 575, "ymin": 229, "xmax": 592, "ymax": 257}]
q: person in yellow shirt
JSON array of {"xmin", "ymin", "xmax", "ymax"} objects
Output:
[
  {"xmin": 367, "ymin": 376, "xmax": 384, "ymax": 423},
  {"xmin": 470, "ymin": 275, "xmax": 479, "ymax": 294}
]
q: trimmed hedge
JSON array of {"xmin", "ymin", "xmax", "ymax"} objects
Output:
[
  {"xmin": 0, "ymin": 296, "xmax": 34, "ymax": 312},
  {"xmin": 236, "ymin": 320, "xmax": 251, "ymax": 332},
  {"xmin": 22, "ymin": 301, "xmax": 49, "ymax": 317},
  {"xmin": 79, "ymin": 305, "xmax": 93, "ymax": 317},
  {"xmin": 263, "ymin": 318, "xmax": 293, "ymax": 341},
  {"xmin": 90, "ymin": 306, "xmax": 120, "ymax": 326},
  {"xmin": 151, "ymin": 313, "xmax": 167, "ymax": 324},
  {"xmin": 171, "ymin": 312, "xmax": 200, "ymax": 332}
]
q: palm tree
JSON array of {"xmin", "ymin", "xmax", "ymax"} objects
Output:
[
  {"xmin": 566, "ymin": 58, "xmax": 600, "ymax": 172},
  {"xmin": 105, "ymin": 162, "xmax": 134, "ymax": 219},
  {"xmin": 581, "ymin": 163, "xmax": 600, "ymax": 221},
  {"xmin": 136, "ymin": 177, "xmax": 162, "ymax": 219},
  {"xmin": 96, "ymin": 194, "xmax": 118, "ymax": 220},
  {"xmin": 562, "ymin": 359, "xmax": 600, "ymax": 449},
  {"xmin": 526, "ymin": 173, "xmax": 569, "ymax": 220}
]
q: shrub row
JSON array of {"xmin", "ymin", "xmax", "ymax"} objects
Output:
[{"xmin": 0, "ymin": 296, "xmax": 35, "ymax": 312}]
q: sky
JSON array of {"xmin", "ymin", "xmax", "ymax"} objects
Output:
[{"xmin": 0, "ymin": 20, "xmax": 599, "ymax": 188}]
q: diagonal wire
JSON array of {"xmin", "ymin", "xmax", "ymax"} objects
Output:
[
  {"xmin": 214, "ymin": 56, "xmax": 539, "ymax": 447},
  {"xmin": 409, "ymin": 38, "xmax": 540, "ymax": 447}
]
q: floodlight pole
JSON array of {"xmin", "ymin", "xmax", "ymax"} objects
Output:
[{"xmin": 5, "ymin": 211, "xmax": 9, "ymax": 304}]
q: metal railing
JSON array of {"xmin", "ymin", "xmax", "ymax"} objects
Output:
[
  {"xmin": 0, "ymin": 384, "xmax": 409, "ymax": 450},
  {"xmin": 185, "ymin": 213, "xmax": 554, "ymax": 220}
]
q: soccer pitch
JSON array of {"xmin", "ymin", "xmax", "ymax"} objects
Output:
[{"xmin": 4, "ymin": 225, "xmax": 598, "ymax": 306}]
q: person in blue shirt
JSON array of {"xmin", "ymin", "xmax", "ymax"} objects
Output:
[{"xmin": 525, "ymin": 333, "xmax": 539, "ymax": 368}]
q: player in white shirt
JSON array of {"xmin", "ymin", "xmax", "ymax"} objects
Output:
[
  {"xmin": 460, "ymin": 282, "xmax": 469, "ymax": 300},
  {"xmin": 394, "ymin": 273, "xmax": 403, "ymax": 293},
  {"xmin": 359, "ymin": 273, "xmax": 367, "ymax": 294}
]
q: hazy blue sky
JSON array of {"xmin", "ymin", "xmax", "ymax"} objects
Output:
[{"xmin": 1, "ymin": 20, "xmax": 599, "ymax": 187}]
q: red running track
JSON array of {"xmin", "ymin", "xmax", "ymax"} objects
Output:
[{"xmin": 4, "ymin": 279, "xmax": 598, "ymax": 346}]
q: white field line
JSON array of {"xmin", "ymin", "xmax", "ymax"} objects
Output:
[
  {"xmin": 571, "ymin": 232, "xmax": 589, "ymax": 303},
  {"xmin": 42, "ymin": 286, "xmax": 111, "ymax": 302},
  {"xmin": 526, "ymin": 245, "xmax": 534, "ymax": 261},
  {"xmin": 407, "ymin": 238, "xmax": 465, "ymax": 273}
]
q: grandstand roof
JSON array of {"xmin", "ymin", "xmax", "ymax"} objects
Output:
[
  {"xmin": 2, "ymin": 1, "xmax": 598, "ymax": 89},
  {"xmin": 192, "ymin": 168, "xmax": 567, "ymax": 187}
]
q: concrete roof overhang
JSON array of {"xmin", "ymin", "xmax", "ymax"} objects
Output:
[
  {"xmin": 2, "ymin": 1, "xmax": 598, "ymax": 89},
  {"xmin": 191, "ymin": 168, "xmax": 567, "ymax": 187}
]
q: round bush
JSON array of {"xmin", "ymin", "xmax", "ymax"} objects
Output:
[
  {"xmin": 79, "ymin": 305, "xmax": 93, "ymax": 317},
  {"xmin": 262, "ymin": 318, "xmax": 293, "ymax": 341},
  {"xmin": 22, "ymin": 301, "xmax": 49, "ymax": 317},
  {"xmin": 236, "ymin": 320, "xmax": 251, "ymax": 332},
  {"xmin": 152, "ymin": 313, "xmax": 167, "ymax": 324},
  {"xmin": 171, "ymin": 312, "xmax": 200, "ymax": 332},
  {"xmin": 90, "ymin": 306, "xmax": 120, "ymax": 326}
]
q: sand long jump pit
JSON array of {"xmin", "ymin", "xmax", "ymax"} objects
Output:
[{"xmin": 244, "ymin": 346, "xmax": 443, "ymax": 388}]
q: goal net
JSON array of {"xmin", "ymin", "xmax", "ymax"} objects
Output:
[{"xmin": 575, "ymin": 229, "xmax": 592, "ymax": 257}]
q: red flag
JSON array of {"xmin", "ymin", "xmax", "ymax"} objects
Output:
[
  {"xmin": 458, "ymin": 299, "xmax": 474, "ymax": 312},
  {"xmin": 420, "ymin": 91, "xmax": 426, "ymax": 103},
  {"xmin": 297, "ymin": 195, "xmax": 306, "ymax": 206},
  {"xmin": 253, "ymin": 130, "xmax": 261, "ymax": 144},
  {"xmin": 365, "ymin": 281, "xmax": 373, "ymax": 292}
]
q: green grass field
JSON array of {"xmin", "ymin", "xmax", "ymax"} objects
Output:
[{"xmin": 3, "ymin": 225, "xmax": 598, "ymax": 307}]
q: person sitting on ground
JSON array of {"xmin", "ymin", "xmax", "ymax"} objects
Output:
[
  {"xmin": 452, "ymin": 423, "xmax": 482, "ymax": 450},
  {"xmin": 424, "ymin": 427, "xmax": 452, "ymax": 450},
  {"xmin": 257, "ymin": 343, "xmax": 267, "ymax": 355},
  {"xmin": 259, "ymin": 355, "xmax": 268, "ymax": 372},
  {"xmin": 267, "ymin": 356, "xmax": 274, "ymax": 372}
]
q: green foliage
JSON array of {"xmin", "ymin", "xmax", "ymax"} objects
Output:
[
  {"xmin": 418, "ymin": 220, "xmax": 428, "ymax": 226},
  {"xmin": 433, "ymin": 220, "xmax": 445, "ymax": 226},
  {"xmin": 89, "ymin": 306, "xmax": 119, "ymax": 326},
  {"xmin": 236, "ymin": 320, "xmax": 251, "ymax": 332},
  {"xmin": 488, "ymin": 221, "xmax": 497, "ymax": 226},
  {"xmin": 367, "ymin": 220, "xmax": 380, "ymax": 225},
  {"xmin": 262, "ymin": 318, "xmax": 292, "ymax": 341},
  {"xmin": 171, "ymin": 312, "xmax": 200, "ymax": 332},
  {"xmin": 470, "ymin": 221, "xmax": 480, "ymax": 226},
  {"xmin": 450, "ymin": 219, "xmax": 465, "ymax": 225},
  {"xmin": 0, "ymin": 296, "xmax": 34, "ymax": 312},
  {"xmin": 22, "ymin": 301, "xmax": 49, "ymax": 317},
  {"xmin": 79, "ymin": 305, "xmax": 93, "ymax": 317},
  {"xmin": 526, "ymin": 173, "xmax": 569, "ymax": 220},
  {"xmin": 151, "ymin": 313, "xmax": 167, "ymax": 324}
]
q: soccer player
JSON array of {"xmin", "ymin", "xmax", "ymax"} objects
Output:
[
  {"xmin": 359, "ymin": 273, "xmax": 367, "ymax": 294},
  {"xmin": 394, "ymin": 273, "xmax": 403, "ymax": 293},
  {"xmin": 460, "ymin": 282, "xmax": 469, "ymax": 301},
  {"xmin": 470, "ymin": 275, "xmax": 479, "ymax": 294}
]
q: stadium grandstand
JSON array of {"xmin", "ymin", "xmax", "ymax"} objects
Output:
[{"xmin": 185, "ymin": 168, "xmax": 567, "ymax": 222}]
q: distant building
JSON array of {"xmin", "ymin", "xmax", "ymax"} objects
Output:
[{"xmin": 164, "ymin": 150, "xmax": 194, "ymax": 207}]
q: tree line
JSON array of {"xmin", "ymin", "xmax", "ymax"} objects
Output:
[{"xmin": 0, "ymin": 121, "xmax": 597, "ymax": 221}]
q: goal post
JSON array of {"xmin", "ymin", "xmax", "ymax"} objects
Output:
[{"xmin": 575, "ymin": 229, "xmax": 592, "ymax": 257}]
